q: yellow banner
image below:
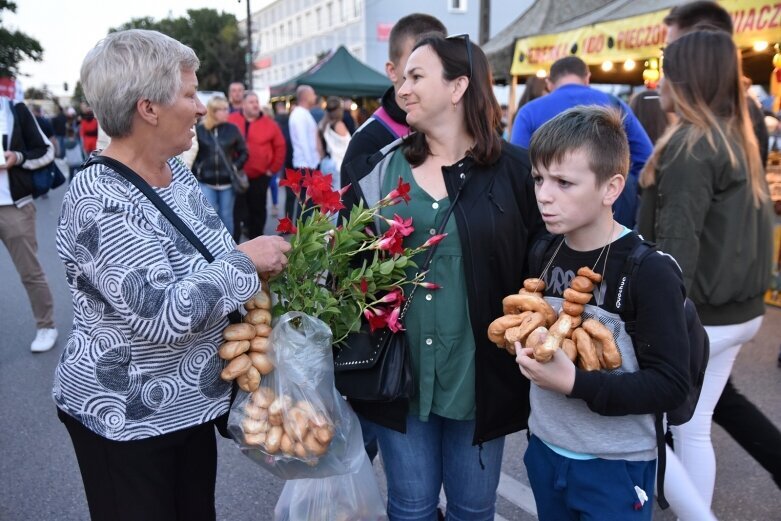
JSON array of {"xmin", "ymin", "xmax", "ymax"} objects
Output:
[{"xmin": 511, "ymin": 0, "xmax": 781, "ymax": 76}]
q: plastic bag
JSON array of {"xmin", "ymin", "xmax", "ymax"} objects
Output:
[
  {"xmin": 274, "ymin": 451, "xmax": 387, "ymax": 521},
  {"xmin": 227, "ymin": 311, "xmax": 366, "ymax": 480}
]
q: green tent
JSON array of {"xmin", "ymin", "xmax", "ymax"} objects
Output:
[{"xmin": 270, "ymin": 46, "xmax": 391, "ymax": 98}]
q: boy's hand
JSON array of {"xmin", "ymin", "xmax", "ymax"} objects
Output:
[{"xmin": 516, "ymin": 345, "xmax": 576, "ymax": 395}]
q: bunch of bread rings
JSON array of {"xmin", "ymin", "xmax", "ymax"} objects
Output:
[
  {"xmin": 240, "ymin": 387, "xmax": 335, "ymax": 458},
  {"xmin": 487, "ymin": 267, "xmax": 622, "ymax": 371},
  {"xmin": 219, "ymin": 288, "xmax": 275, "ymax": 392}
]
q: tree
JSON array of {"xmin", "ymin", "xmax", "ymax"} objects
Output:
[
  {"xmin": 112, "ymin": 9, "xmax": 247, "ymax": 93},
  {"xmin": 24, "ymin": 85, "xmax": 51, "ymax": 100},
  {"xmin": 0, "ymin": 0, "xmax": 43, "ymax": 77},
  {"xmin": 71, "ymin": 80, "xmax": 86, "ymax": 107}
]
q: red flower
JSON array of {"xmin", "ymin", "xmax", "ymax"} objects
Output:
[
  {"xmin": 276, "ymin": 217, "xmax": 297, "ymax": 234},
  {"xmin": 280, "ymin": 168, "xmax": 304, "ymax": 196},
  {"xmin": 317, "ymin": 189, "xmax": 345, "ymax": 214},
  {"xmin": 383, "ymin": 177, "xmax": 411, "ymax": 205},
  {"xmin": 423, "ymin": 233, "xmax": 447, "ymax": 248},
  {"xmin": 359, "ymin": 278, "xmax": 368, "ymax": 294},
  {"xmin": 386, "ymin": 305, "xmax": 404, "ymax": 332},
  {"xmin": 418, "ymin": 282, "xmax": 441, "ymax": 290},
  {"xmin": 385, "ymin": 214, "xmax": 414, "ymax": 237},
  {"xmin": 379, "ymin": 288, "xmax": 405, "ymax": 304},
  {"xmin": 364, "ymin": 308, "xmax": 388, "ymax": 332},
  {"xmin": 376, "ymin": 229, "xmax": 404, "ymax": 255}
]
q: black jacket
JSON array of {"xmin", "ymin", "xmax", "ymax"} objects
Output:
[
  {"xmin": 341, "ymin": 139, "xmax": 545, "ymax": 444},
  {"xmin": 192, "ymin": 123, "xmax": 248, "ymax": 186},
  {"xmin": 341, "ymin": 87, "xmax": 407, "ymax": 174},
  {"xmin": 2, "ymin": 100, "xmax": 53, "ymax": 206}
]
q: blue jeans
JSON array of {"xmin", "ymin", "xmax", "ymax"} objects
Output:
[
  {"xmin": 524, "ymin": 435, "xmax": 655, "ymax": 521},
  {"xmin": 199, "ymin": 183, "xmax": 234, "ymax": 236},
  {"xmin": 374, "ymin": 414, "xmax": 504, "ymax": 521}
]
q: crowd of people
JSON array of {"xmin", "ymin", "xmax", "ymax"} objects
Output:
[{"xmin": 1, "ymin": 1, "xmax": 779, "ymax": 520}]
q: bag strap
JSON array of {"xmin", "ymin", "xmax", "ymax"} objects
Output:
[
  {"xmin": 209, "ymin": 128, "xmax": 237, "ymax": 174},
  {"xmin": 84, "ymin": 154, "xmax": 241, "ymax": 323},
  {"xmin": 612, "ymin": 238, "xmax": 672, "ymax": 509}
]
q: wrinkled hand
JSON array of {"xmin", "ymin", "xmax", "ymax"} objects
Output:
[
  {"xmin": 237, "ymin": 235, "xmax": 291, "ymax": 277},
  {"xmin": 515, "ymin": 346, "xmax": 576, "ymax": 395},
  {"xmin": 3, "ymin": 151, "xmax": 18, "ymax": 168}
]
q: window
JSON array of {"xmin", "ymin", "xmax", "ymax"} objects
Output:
[{"xmin": 448, "ymin": 0, "xmax": 467, "ymax": 12}]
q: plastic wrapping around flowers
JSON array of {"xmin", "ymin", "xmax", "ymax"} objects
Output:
[{"xmin": 227, "ymin": 312, "xmax": 367, "ymax": 481}]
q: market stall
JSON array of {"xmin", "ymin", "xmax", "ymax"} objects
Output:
[{"xmin": 490, "ymin": 0, "xmax": 781, "ymax": 120}]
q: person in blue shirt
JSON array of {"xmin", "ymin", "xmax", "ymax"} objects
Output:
[{"xmin": 510, "ymin": 56, "xmax": 653, "ymax": 228}]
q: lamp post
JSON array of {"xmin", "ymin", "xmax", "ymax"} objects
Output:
[{"xmin": 239, "ymin": 0, "xmax": 253, "ymax": 90}]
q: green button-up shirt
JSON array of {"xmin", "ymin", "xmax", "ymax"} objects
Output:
[{"xmin": 379, "ymin": 150, "xmax": 476, "ymax": 421}]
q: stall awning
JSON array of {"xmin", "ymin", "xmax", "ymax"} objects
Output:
[
  {"xmin": 270, "ymin": 46, "xmax": 391, "ymax": 98},
  {"xmin": 511, "ymin": 0, "xmax": 780, "ymax": 77}
]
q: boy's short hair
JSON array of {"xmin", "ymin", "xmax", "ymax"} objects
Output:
[
  {"xmin": 663, "ymin": 1, "xmax": 733, "ymax": 34},
  {"xmin": 388, "ymin": 13, "xmax": 446, "ymax": 64},
  {"xmin": 529, "ymin": 105, "xmax": 630, "ymax": 185}
]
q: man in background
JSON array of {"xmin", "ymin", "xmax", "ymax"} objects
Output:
[
  {"xmin": 510, "ymin": 56, "xmax": 652, "ymax": 228},
  {"xmin": 228, "ymin": 82, "xmax": 246, "ymax": 114},
  {"xmin": 228, "ymin": 92, "xmax": 286, "ymax": 240}
]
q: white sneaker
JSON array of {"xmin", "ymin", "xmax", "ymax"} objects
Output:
[{"xmin": 31, "ymin": 328, "xmax": 58, "ymax": 353}]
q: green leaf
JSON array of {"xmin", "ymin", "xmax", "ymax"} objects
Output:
[{"xmin": 379, "ymin": 259, "xmax": 395, "ymax": 275}]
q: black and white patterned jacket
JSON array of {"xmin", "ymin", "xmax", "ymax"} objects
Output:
[{"xmin": 54, "ymin": 158, "xmax": 259, "ymax": 441}]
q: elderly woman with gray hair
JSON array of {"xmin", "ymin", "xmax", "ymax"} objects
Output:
[{"xmin": 53, "ymin": 30, "xmax": 290, "ymax": 521}]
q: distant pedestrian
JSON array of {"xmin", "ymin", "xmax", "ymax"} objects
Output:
[
  {"xmin": 510, "ymin": 56, "xmax": 653, "ymax": 228},
  {"xmin": 318, "ymin": 96, "xmax": 351, "ymax": 185},
  {"xmin": 287, "ymin": 85, "xmax": 321, "ymax": 219},
  {"xmin": 78, "ymin": 102, "xmax": 98, "ymax": 155},
  {"xmin": 227, "ymin": 81, "xmax": 245, "ymax": 114},
  {"xmin": 193, "ymin": 96, "xmax": 248, "ymax": 235},
  {"xmin": 0, "ymin": 90, "xmax": 58, "ymax": 353},
  {"xmin": 629, "ymin": 90, "xmax": 670, "ymax": 145},
  {"xmin": 228, "ymin": 92, "xmax": 286, "ymax": 240}
]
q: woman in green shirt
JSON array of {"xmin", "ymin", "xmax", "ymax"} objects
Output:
[{"xmin": 341, "ymin": 34, "xmax": 544, "ymax": 520}]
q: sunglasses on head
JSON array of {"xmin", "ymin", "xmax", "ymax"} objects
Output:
[{"xmin": 446, "ymin": 33, "xmax": 473, "ymax": 79}]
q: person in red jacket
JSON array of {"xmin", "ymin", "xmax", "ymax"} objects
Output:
[
  {"xmin": 78, "ymin": 102, "xmax": 99, "ymax": 155},
  {"xmin": 228, "ymin": 92, "xmax": 286, "ymax": 240}
]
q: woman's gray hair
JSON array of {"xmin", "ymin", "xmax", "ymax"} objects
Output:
[{"xmin": 80, "ymin": 29, "xmax": 199, "ymax": 138}]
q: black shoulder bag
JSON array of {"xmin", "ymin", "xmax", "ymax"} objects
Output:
[
  {"xmin": 84, "ymin": 155, "xmax": 242, "ymax": 436},
  {"xmin": 210, "ymin": 128, "xmax": 249, "ymax": 194},
  {"xmin": 333, "ymin": 178, "xmax": 465, "ymax": 402}
]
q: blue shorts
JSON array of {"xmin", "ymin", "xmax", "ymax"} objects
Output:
[{"xmin": 524, "ymin": 435, "xmax": 656, "ymax": 521}]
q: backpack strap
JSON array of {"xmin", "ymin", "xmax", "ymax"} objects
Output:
[
  {"xmin": 527, "ymin": 233, "xmax": 560, "ymax": 278},
  {"xmin": 615, "ymin": 239, "xmax": 673, "ymax": 509}
]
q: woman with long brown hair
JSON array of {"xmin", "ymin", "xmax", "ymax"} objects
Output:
[
  {"xmin": 341, "ymin": 33, "xmax": 543, "ymax": 519},
  {"xmin": 638, "ymin": 29, "xmax": 773, "ymax": 512}
]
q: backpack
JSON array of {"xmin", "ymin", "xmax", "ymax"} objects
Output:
[{"xmin": 528, "ymin": 234, "xmax": 710, "ymax": 509}]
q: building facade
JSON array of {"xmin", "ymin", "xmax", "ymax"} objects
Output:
[{"xmin": 249, "ymin": 0, "xmax": 532, "ymax": 91}]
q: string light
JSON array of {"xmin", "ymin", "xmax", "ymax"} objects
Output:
[
  {"xmin": 623, "ymin": 59, "xmax": 636, "ymax": 71},
  {"xmin": 601, "ymin": 61, "xmax": 614, "ymax": 72}
]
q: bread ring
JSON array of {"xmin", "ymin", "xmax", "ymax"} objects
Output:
[
  {"xmin": 253, "ymin": 291, "xmax": 272, "ymax": 310},
  {"xmin": 254, "ymin": 324, "xmax": 272, "ymax": 338},
  {"xmin": 220, "ymin": 353, "xmax": 251, "ymax": 381},
  {"xmin": 488, "ymin": 312, "xmax": 531, "ymax": 347},
  {"xmin": 218, "ymin": 339, "xmax": 250, "ymax": 360},
  {"xmin": 549, "ymin": 312, "xmax": 576, "ymax": 340},
  {"xmin": 223, "ymin": 323, "xmax": 256, "ymax": 341},
  {"xmin": 562, "ymin": 301, "xmax": 585, "ymax": 317},
  {"xmin": 563, "ymin": 288, "xmax": 592, "ymax": 305},
  {"xmin": 525, "ymin": 326, "xmax": 549, "ymax": 356},
  {"xmin": 570, "ymin": 275, "xmax": 595, "ymax": 293},
  {"xmin": 582, "ymin": 319, "xmax": 621, "ymax": 369},
  {"xmin": 577, "ymin": 267, "xmax": 602, "ymax": 284},
  {"xmin": 592, "ymin": 338, "xmax": 606, "ymax": 369},
  {"xmin": 249, "ymin": 336, "xmax": 270, "ymax": 353},
  {"xmin": 572, "ymin": 327, "xmax": 600, "ymax": 371},
  {"xmin": 245, "ymin": 309, "xmax": 272, "ymax": 326},
  {"xmin": 523, "ymin": 278, "xmax": 546, "ymax": 293},
  {"xmin": 518, "ymin": 288, "xmax": 543, "ymax": 298},
  {"xmin": 502, "ymin": 294, "xmax": 557, "ymax": 326},
  {"xmin": 561, "ymin": 338, "xmax": 578, "ymax": 362},
  {"xmin": 504, "ymin": 312, "xmax": 546, "ymax": 345},
  {"xmin": 237, "ymin": 366, "xmax": 261, "ymax": 392}
]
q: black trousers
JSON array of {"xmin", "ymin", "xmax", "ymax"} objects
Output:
[
  {"xmin": 244, "ymin": 175, "xmax": 272, "ymax": 239},
  {"xmin": 712, "ymin": 378, "xmax": 781, "ymax": 488},
  {"xmin": 59, "ymin": 409, "xmax": 218, "ymax": 521}
]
